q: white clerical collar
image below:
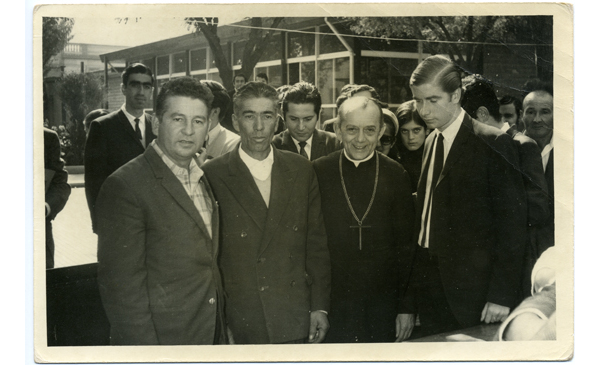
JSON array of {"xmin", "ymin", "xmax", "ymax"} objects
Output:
[
  {"xmin": 239, "ymin": 145, "xmax": 274, "ymax": 181},
  {"xmin": 500, "ymin": 122, "xmax": 511, "ymax": 132},
  {"xmin": 207, "ymin": 123, "xmax": 224, "ymax": 147},
  {"xmin": 343, "ymin": 149, "xmax": 375, "ymax": 167},
  {"xmin": 437, "ymin": 108, "xmax": 464, "ymax": 146}
]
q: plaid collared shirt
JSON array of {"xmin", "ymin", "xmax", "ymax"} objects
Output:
[{"xmin": 151, "ymin": 141, "xmax": 213, "ymax": 238}]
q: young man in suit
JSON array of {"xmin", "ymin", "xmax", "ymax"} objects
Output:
[
  {"xmin": 461, "ymin": 74, "xmax": 550, "ymax": 297},
  {"xmin": 44, "ymin": 127, "xmax": 71, "ymax": 269},
  {"xmin": 203, "ymin": 82, "xmax": 331, "ymax": 344},
  {"xmin": 409, "ymin": 55, "xmax": 528, "ymax": 337},
  {"xmin": 272, "ymin": 82, "xmax": 341, "ymax": 161},
  {"xmin": 95, "ymin": 77, "xmax": 226, "ymax": 345},
  {"xmin": 200, "ymin": 80, "xmax": 240, "ymax": 159},
  {"xmin": 221, "ymin": 73, "xmax": 247, "ymax": 134},
  {"xmin": 84, "ymin": 63, "xmax": 157, "ymax": 232}
]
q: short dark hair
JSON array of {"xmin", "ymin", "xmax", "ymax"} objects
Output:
[
  {"xmin": 282, "ymin": 82, "xmax": 322, "ymax": 119},
  {"xmin": 155, "ymin": 77, "xmax": 214, "ymax": 120},
  {"xmin": 233, "ymin": 81, "xmax": 278, "ymax": 115},
  {"xmin": 499, "ymin": 95, "xmax": 523, "ymax": 116},
  {"xmin": 234, "ymin": 74, "xmax": 247, "ymax": 83},
  {"xmin": 201, "ymin": 80, "xmax": 230, "ymax": 122},
  {"xmin": 522, "ymin": 78, "xmax": 553, "ymax": 96},
  {"xmin": 122, "ymin": 63, "xmax": 154, "ymax": 85},
  {"xmin": 396, "ymin": 100, "xmax": 426, "ymax": 129},
  {"xmin": 83, "ymin": 109, "xmax": 109, "ymax": 132},
  {"xmin": 256, "ymin": 73, "xmax": 268, "ymax": 83},
  {"xmin": 410, "ymin": 55, "xmax": 462, "ymax": 96},
  {"xmin": 461, "ymin": 74, "xmax": 500, "ymax": 122}
]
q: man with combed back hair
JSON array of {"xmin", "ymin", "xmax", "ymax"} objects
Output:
[
  {"xmin": 409, "ymin": 55, "xmax": 528, "ymax": 337},
  {"xmin": 203, "ymin": 81, "xmax": 331, "ymax": 344},
  {"xmin": 313, "ymin": 96, "xmax": 416, "ymax": 343}
]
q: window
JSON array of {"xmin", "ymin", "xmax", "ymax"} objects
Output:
[
  {"xmin": 233, "ymin": 41, "xmax": 246, "ymax": 66},
  {"xmin": 288, "ymin": 31, "xmax": 315, "ymax": 58},
  {"xmin": 319, "ymin": 26, "xmax": 347, "ymax": 54},
  {"xmin": 191, "ymin": 49, "xmax": 207, "ymax": 71},
  {"xmin": 318, "ymin": 59, "xmax": 334, "ymax": 104},
  {"xmin": 259, "ymin": 36, "xmax": 282, "ymax": 62},
  {"xmin": 157, "ymin": 55, "xmax": 169, "ymax": 76},
  {"xmin": 301, "ymin": 61, "xmax": 315, "ymax": 84},
  {"xmin": 173, "ymin": 52, "xmax": 187, "ymax": 74},
  {"xmin": 141, "ymin": 58, "xmax": 155, "ymax": 75}
]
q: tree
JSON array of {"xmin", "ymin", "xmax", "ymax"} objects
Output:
[
  {"xmin": 43, "ymin": 17, "xmax": 74, "ymax": 75},
  {"xmin": 347, "ymin": 16, "xmax": 552, "ymax": 76},
  {"xmin": 185, "ymin": 17, "xmax": 284, "ymax": 90},
  {"xmin": 56, "ymin": 73, "xmax": 105, "ymax": 165}
]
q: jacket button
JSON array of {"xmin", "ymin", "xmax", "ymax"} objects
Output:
[
  {"xmin": 293, "ymin": 225, "xmax": 299, "ymax": 231},
  {"xmin": 209, "ymin": 298, "xmax": 216, "ymax": 305},
  {"xmin": 290, "ymin": 280, "xmax": 296, "ymax": 287},
  {"xmin": 241, "ymin": 231, "xmax": 247, "ymax": 238}
]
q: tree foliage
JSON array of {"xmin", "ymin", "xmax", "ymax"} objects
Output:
[
  {"xmin": 347, "ymin": 16, "xmax": 552, "ymax": 75},
  {"xmin": 43, "ymin": 17, "xmax": 74, "ymax": 75},
  {"xmin": 185, "ymin": 17, "xmax": 284, "ymax": 89},
  {"xmin": 56, "ymin": 73, "xmax": 105, "ymax": 164}
]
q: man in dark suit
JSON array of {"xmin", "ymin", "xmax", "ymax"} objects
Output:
[
  {"xmin": 272, "ymin": 82, "xmax": 341, "ymax": 160},
  {"xmin": 522, "ymin": 87, "xmax": 555, "ymax": 257},
  {"xmin": 95, "ymin": 77, "xmax": 226, "ymax": 345},
  {"xmin": 203, "ymin": 82, "xmax": 331, "ymax": 344},
  {"xmin": 409, "ymin": 56, "xmax": 528, "ymax": 337},
  {"xmin": 221, "ymin": 73, "xmax": 247, "ymax": 134},
  {"xmin": 84, "ymin": 63, "xmax": 157, "ymax": 232},
  {"xmin": 44, "ymin": 127, "xmax": 71, "ymax": 269},
  {"xmin": 461, "ymin": 75, "xmax": 550, "ymax": 297}
]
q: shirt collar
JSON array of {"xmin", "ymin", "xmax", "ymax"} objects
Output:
[
  {"xmin": 239, "ymin": 145, "xmax": 274, "ymax": 181},
  {"xmin": 150, "ymin": 140, "xmax": 204, "ymax": 179},
  {"xmin": 121, "ymin": 104, "xmax": 145, "ymax": 125},
  {"xmin": 291, "ymin": 134, "xmax": 314, "ymax": 149},
  {"xmin": 207, "ymin": 123, "xmax": 224, "ymax": 147},
  {"xmin": 343, "ymin": 149, "xmax": 375, "ymax": 167},
  {"xmin": 500, "ymin": 122, "xmax": 511, "ymax": 132},
  {"xmin": 437, "ymin": 108, "xmax": 465, "ymax": 146},
  {"xmin": 541, "ymin": 134, "xmax": 554, "ymax": 157}
]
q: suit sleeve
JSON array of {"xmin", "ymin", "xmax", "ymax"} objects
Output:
[
  {"xmin": 487, "ymin": 134, "xmax": 528, "ymax": 308},
  {"xmin": 518, "ymin": 139, "xmax": 551, "ymax": 227},
  {"xmin": 45, "ymin": 131, "xmax": 71, "ymax": 220},
  {"xmin": 96, "ymin": 174, "xmax": 159, "ymax": 345},
  {"xmin": 305, "ymin": 166, "xmax": 332, "ymax": 313},
  {"xmin": 394, "ymin": 168, "xmax": 416, "ymax": 314},
  {"xmin": 84, "ymin": 120, "xmax": 110, "ymax": 232}
]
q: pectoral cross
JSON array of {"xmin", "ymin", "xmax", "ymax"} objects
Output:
[{"xmin": 350, "ymin": 222, "xmax": 371, "ymax": 250}]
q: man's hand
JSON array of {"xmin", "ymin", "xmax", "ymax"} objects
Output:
[
  {"xmin": 480, "ymin": 302, "xmax": 510, "ymax": 324},
  {"xmin": 308, "ymin": 311, "xmax": 329, "ymax": 343},
  {"xmin": 395, "ymin": 313, "xmax": 415, "ymax": 342}
]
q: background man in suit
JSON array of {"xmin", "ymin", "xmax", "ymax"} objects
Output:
[
  {"xmin": 523, "ymin": 86, "xmax": 555, "ymax": 258},
  {"xmin": 313, "ymin": 97, "xmax": 415, "ymax": 343},
  {"xmin": 44, "ymin": 127, "xmax": 71, "ymax": 269},
  {"xmin": 409, "ymin": 55, "xmax": 528, "ymax": 336},
  {"xmin": 84, "ymin": 63, "xmax": 156, "ymax": 232},
  {"xmin": 461, "ymin": 74, "xmax": 550, "ymax": 297},
  {"xmin": 499, "ymin": 95, "xmax": 524, "ymax": 132},
  {"xmin": 272, "ymin": 82, "xmax": 341, "ymax": 160},
  {"xmin": 203, "ymin": 82, "xmax": 331, "ymax": 344},
  {"xmin": 95, "ymin": 77, "xmax": 226, "ymax": 345},
  {"xmin": 201, "ymin": 80, "xmax": 240, "ymax": 159},
  {"xmin": 221, "ymin": 73, "xmax": 247, "ymax": 133}
]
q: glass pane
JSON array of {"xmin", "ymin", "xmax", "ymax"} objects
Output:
[
  {"xmin": 157, "ymin": 55, "xmax": 169, "ymax": 76},
  {"xmin": 191, "ymin": 49, "xmax": 207, "ymax": 71},
  {"xmin": 173, "ymin": 52, "xmax": 187, "ymax": 74},
  {"xmin": 390, "ymin": 59, "xmax": 417, "ymax": 104},
  {"xmin": 301, "ymin": 61, "xmax": 315, "ymax": 84},
  {"xmin": 362, "ymin": 58, "xmax": 389, "ymax": 103},
  {"xmin": 259, "ymin": 36, "xmax": 282, "ymax": 62},
  {"xmin": 192, "ymin": 73, "xmax": 207, "ymax": 81},
  {"xmin": 288, "ymin": 31, "xmax": 315, "ymax": 59},
  {"xmin": 233, "ymin": 41, "xmax": 246, "ymax": 66},
  {"xmin": 268, "ymin": 64, "xmax": 282, "ymax": 88},
  {"xmin": 254, "ymin": 67, "xmax": 268, "ymax": 82},
  {"xmin": 141, "ymin": 58, "xmax": 155, "ymax": 75},
  {"xmin": 319, "ymin": 26, "xmax": 347, "ymax": 54},
  {"xmin": 212, "ymin": 44, "xmax": 230, "ymax": 68},
  {"xmin": 288, "ymin": 63, "xmax": 299, "ymax": 85},
  {"xmin": 334, "ymin": 58, "xmax": 350, "ymax": 101},
  {"xmin": 208, "ymin": 72, "xmax": 223, "ymax": 85},
  {"xmin": 319, "ymin": 107, "xmax": 335, "ymax": 128},
  {"xmin": 318, "ymin": 59, "xmax": 334, "ymax": 105}
]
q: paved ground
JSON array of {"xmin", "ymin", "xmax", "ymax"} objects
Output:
[{"xmin": 52, "ymin": 175, "xmax": 97, "ymax": 268}]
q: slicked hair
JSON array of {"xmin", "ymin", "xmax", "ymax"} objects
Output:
[
  {"xmin": 122, "ymin": 63, "xmax": 154, "ymax": 85},
  {"xmin": 282, "ymin": 82, "xmax": 322, "ymax": 118},
  {"xmin": 233, "ymin": 81, "xmax": 278, "ymax": 115},
  {"xmin": 155, "ymin": 77, "xmax": 214, "ymax": 120},
  {"xmin": 410, "ymin": 55, "xmax": 462, "ymax": 96},
  {"xmin": 499, "ymin": 95, "xmax": 523, "ymax": 117},
  {"xmin": 201, "ymin": 80, "xmax": 230, "ymax": 122},
  {"xmin": 461, "ymin": 74, "xmax": 500, "ymax": 121}
]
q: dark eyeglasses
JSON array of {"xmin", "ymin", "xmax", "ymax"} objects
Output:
[{"xmin": 379, "ymin": 135, "xmax": 396, "ymax": 146}]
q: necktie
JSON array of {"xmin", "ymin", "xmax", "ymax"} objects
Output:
[
  {"xmin": 298, "ymin": 141, "xmax": 309, "ymax": 159},
  {"xmin": 134, "ymin": 118, "xmax": 143, "ymax": 142},
  {"xmin": 419, "ymin": 133, "xmax": 445, "ymax": 248}
]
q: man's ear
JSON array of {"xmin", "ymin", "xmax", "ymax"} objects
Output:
[
  {"xmin": 210, "ymin": 107, "xmax": 220, "ymax": 126},
  {"xmin": 476, "ymin": 106, "xmax": 490, "ymax": 122},
  {"xmin": 451, "ymin": 88, "xmax": 462, "ymax": 104},
  {"xmin": 120, "ymin": 83, "xmax": 126, "ymax": 95},
  {"xmin": 232, "ymin": 113, "xmax": 240, "ymax": 133},
  {"xmin": 152, "ymin": 115, "xmax": 160, "ymax": 136}
]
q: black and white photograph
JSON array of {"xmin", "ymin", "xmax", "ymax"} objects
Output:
[{"xmin": 31, "ymin": 2, "xmax": 573, "ymax": 363}]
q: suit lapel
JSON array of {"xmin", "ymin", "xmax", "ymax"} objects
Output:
[
  {"xmin": 282, "ymin": 131, "xmax": 298, "ymax": 154},
  {"xmin": 436, "ymin": 114, "xmax": 472, "ymax": 187},
  {"xmin": 118, "ymin": 110, "xmax": 145, "ymax": 150},
  {"xmin": 416, "ymin": 133, "xmax": 436, "ymax": 211},
  {"xmin": 223, "ymin": 148, "xmax": 269, "ymax": 230},
  {"xmin": 145, "ymin": 147, "xmax": 213, "ymax": 245},
  {"xmin": 144, "ymin": 113, "xmax": 156, "ymax": 148},
  {"xmin": 202, "ymin": 174, "xmax": 219, "ymax": 258},
  {"xmin": 310, "ymin": 130, "xmax": 325, "ymax": 161},
  {"xmin": 258, "ymin": 150, "xmax": 297, "ymax": 256}
]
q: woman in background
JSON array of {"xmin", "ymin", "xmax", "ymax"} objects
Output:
[{"xmin": 396, "ymin": 100, "xmax": 428, "ymax": 193}]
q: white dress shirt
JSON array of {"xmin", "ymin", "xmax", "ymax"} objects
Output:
[
  {"xmin": 239, "ymin": 146, "xmax": 274, "ymax": 207},
  {"xmin": 292, "ymin": 134, "xmax": 314, "ymax": 160},
  {"xmin": 121, "ymin": 104, "xmax": 147, "ymax": 146}
]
